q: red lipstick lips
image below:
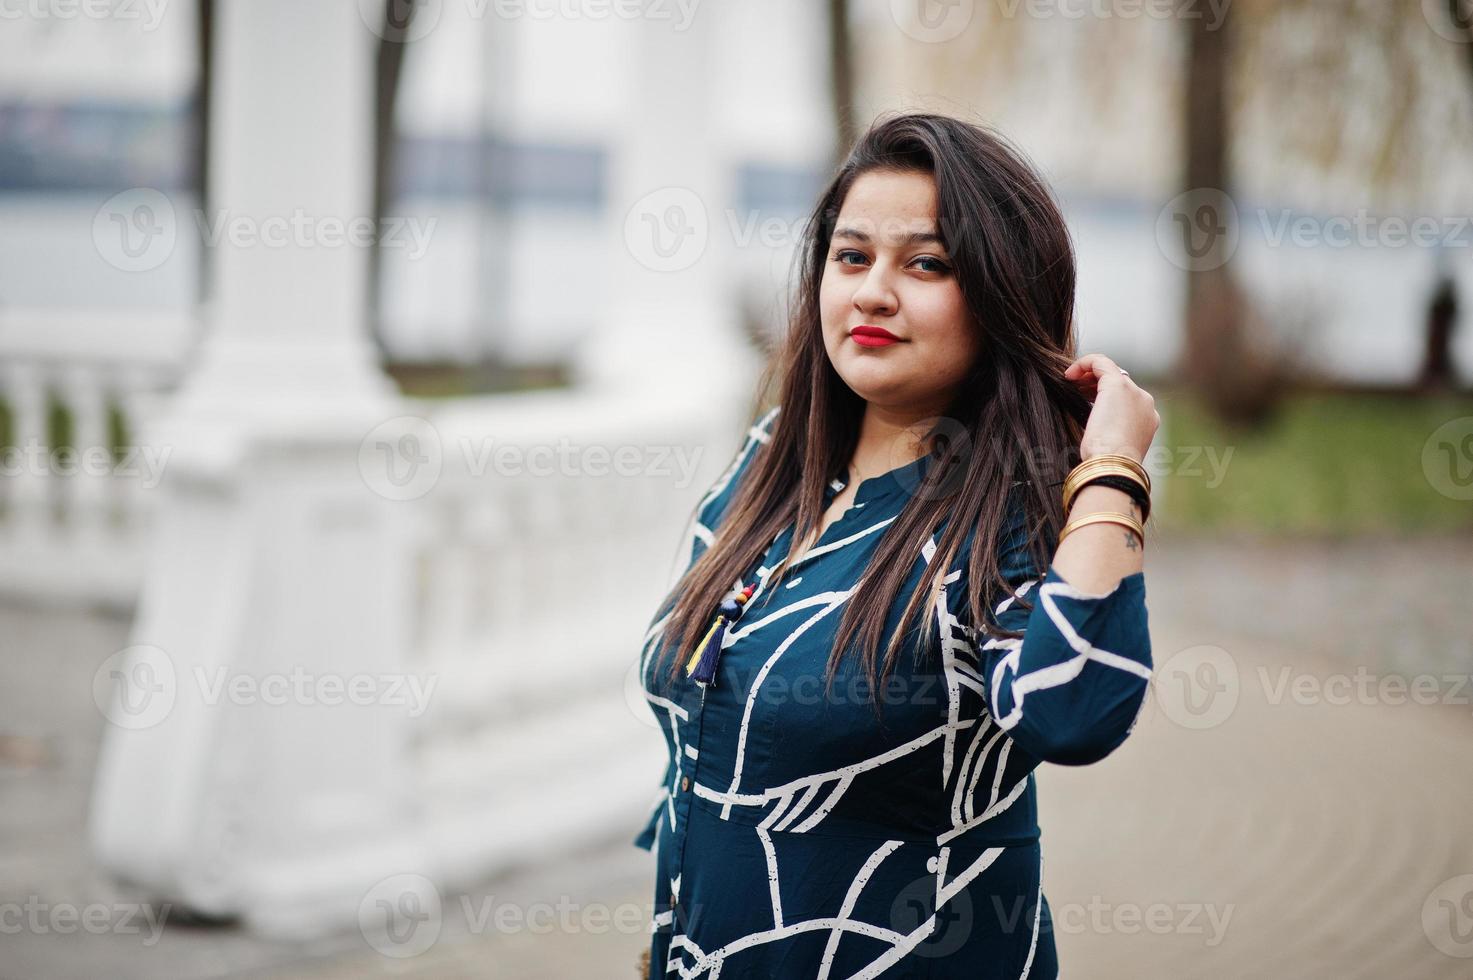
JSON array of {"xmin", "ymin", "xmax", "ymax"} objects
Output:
[{"xmin": 850, "ymin": 325, "xmax": 902, "ymax": 348}]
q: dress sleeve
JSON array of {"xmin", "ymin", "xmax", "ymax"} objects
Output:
[{"xmin": 969, "ymin": 500, "xmax": 1154, "ymax": 766}]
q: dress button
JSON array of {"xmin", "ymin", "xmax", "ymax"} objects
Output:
[{"xmin": 681, "ymin": 776, "xmax": 691, "ymax": 792}]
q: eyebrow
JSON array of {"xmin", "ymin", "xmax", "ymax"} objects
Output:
[{"xmin": 832, "ymin": 226, "xmax": 947, "ymax": 248}]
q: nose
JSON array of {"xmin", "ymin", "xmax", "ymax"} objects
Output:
[{"xmin": 851, "ymin": 263, "xmax": 897, "ymax": 318}]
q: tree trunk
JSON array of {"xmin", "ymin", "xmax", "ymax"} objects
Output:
[
  {"xmin": 828, "ymin": 0, "xmax": 856, "ymax": 171},
  {"xmin": 1180, "ymin": 4, "xmax": 1239, "ymax": 397},
  {"xmin": 1177, "ymin": 3, "xmax": 1285, "ymax": 424}
]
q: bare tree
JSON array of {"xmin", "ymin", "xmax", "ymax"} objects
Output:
[{"xmin": 1177, "ymin": 0, "xmax": 1283, "ymax": 424}]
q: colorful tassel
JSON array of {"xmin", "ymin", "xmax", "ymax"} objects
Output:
[{"xmin": 685, "ymin": 583, "xmax": 757, "ymax": 686}]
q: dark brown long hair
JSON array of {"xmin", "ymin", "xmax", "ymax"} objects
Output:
[{"xmin": 651, "ymin": 112, "xmax": 1093, "ymax": 710}]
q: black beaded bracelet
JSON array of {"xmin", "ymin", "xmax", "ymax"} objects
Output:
[{"xmin": 1075, "ymin": 473, "xmax": 1151, "ymax": 522}]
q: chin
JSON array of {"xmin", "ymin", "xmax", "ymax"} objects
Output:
[{"xmin": 835, "ymin": 367, "xmax": 908, "ymax": 404}]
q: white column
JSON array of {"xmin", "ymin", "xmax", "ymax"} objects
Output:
[
  {"xmin": 572, "ymin": 6, "xmax": 759, "ymax": 402},
  {"xmin": 171, "ymin": 0, "xmax": 397, "ymax": 448},
  {"xmin": 89, "ymin": 0, "xmax": 421, "ymax": 937}
]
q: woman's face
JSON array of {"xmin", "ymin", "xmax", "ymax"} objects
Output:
[{"xmin": 819, "ymin": 169, "xmax": 981, "ymax": 413}]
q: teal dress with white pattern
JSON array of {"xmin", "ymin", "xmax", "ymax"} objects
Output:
[{"xmin": 634, "ymin": 406, "xmax": 1153, "ymax": 978}]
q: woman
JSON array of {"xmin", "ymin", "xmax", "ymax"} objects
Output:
[{"xmin": 633, "ymin": 112, "xmax": 1158, "ymax": 978}]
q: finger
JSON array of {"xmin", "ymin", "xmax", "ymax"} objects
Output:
[
  {"xmin": 1066, "ymin": 353, "xmax": 1120, "ymax": 379},
  {"xmin": 1081, "ymin": 361, "xmax": 1138, "ymax": 395}
]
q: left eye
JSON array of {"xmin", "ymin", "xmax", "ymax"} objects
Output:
[{"xmin": 913, "ymin": 256, "xmax": 950, "ymax": 273}]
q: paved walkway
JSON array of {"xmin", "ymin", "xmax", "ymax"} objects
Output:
[
  {"xmin": 1036, "ymin": 616, "xmax": 1473, "ymax": 978},
  {"xmin": 3, "ymin": 533, "xmax": 1471, "ymax": 978}
]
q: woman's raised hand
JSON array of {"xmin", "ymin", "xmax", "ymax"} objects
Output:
[{"xmin": 1063, "ymin": 353, "xmax": 1160, "ymax": 463}]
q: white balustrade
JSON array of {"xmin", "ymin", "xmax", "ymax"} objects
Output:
[
  {"xmin": 401, "ymin": 386, "xmax": 744, "ymax": 892},
  {"xmin": 0, "ymin": 310, "xmax": 194, "ymax": 605}
]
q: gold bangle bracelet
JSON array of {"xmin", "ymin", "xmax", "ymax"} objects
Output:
[
  {"xmin": 1066, "ymin": 453, "xmax": 1150, "ymax": 493},
  {"xmin": 1063, "ymin": 455, "xmax": 1150, "ymax": 513},
  {"xmin": 1076, "ymin": 452, "xmax": 1149, "ymax": 485},
  {"xmin": 1063, "ymin": 463, "xmax": 1149, "ymax": 504},
  {"xmin": 1063, "ymin": 466, "xmax": 1149, "ymax": 516},
  {"xmin": 1058, "ymin": 510, "xmax": 1145, "ymax": 549},
  {"xmin": 1088, "ymin": 451, "xmax": 1150, "ymax": 474}
]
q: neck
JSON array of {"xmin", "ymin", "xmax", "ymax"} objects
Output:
[{"xmin": 850, "ymin": 396, "xmax": 950, "ymax": 482}]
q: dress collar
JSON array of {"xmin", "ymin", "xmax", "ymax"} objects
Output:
[{"xmin": 826, "ymin": 453, "xmax": 935, "ymax": 507}]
